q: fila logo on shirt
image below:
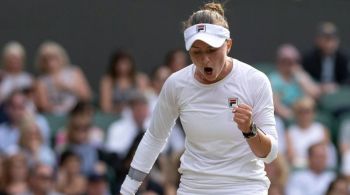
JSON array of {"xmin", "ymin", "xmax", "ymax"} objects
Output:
[
  {"xmin": 228, "ymin": 97, "xmax": 239, "ymax": 108},
  {"xmin": 196, "ymin": 24, "xmax": 206, "ymax": 33}
]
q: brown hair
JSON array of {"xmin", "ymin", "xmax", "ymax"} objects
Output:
[
  {"xmin": 3, "ymin": 153, "xmax": 28, "ymax": 186},
  {"xmin": 183, "ymin": 2, "xmax": 229, "ymax": 30}
]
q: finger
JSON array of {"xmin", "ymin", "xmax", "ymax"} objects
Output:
[
  {"xmin": 233, "ymin": 117, "xmax": 245, "ymax": 124},
  {"xmin": 238, "ymin": 103, "xmax": 252, "ymax": 110},
  {"xmin": 233, "ymin": 112, "xmax": 250, "ymax": 121},
  {"xmin": 233, "ymin": 107, "xmax": 252, "ymax": 117}
]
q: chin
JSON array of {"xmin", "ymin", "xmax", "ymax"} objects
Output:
[{"xmin": 203, "ymin": 75, "xmax": 219, "ymax": 82}]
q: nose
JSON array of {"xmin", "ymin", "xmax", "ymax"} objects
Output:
[{"xmin": 199, "ymin": 53, "xmax": 210, "ymax": 66}]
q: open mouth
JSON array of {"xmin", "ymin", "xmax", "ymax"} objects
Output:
[{"xmin": 204, "ymin": 67, "xmax": 213, "ymax": 75}]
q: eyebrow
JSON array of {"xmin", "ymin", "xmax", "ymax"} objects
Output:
[{"xmin": 191, "ymin": 46, "xmax": 215, "ymax": 49}]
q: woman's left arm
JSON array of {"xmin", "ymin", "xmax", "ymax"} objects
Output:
[
  {"xmin": 234, "ymin": 73, "xmax": 278, "ymax": 163},
  {"xmin": 233, "ymin": 104, "xmax": 274, "ymax": 158}
]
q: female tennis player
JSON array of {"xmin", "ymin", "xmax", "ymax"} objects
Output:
[{"xmin": 120, "ymin": 2, "xmax": 278, "ymax": 195}]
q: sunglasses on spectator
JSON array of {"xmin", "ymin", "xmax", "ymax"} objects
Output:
[
  {"xmin": 72, "ymin": 123, "xmax": 91, "ymax": 131},
  {"xmin": 297, "ymin": 108, "xmax": 314, "ymax": 114}
]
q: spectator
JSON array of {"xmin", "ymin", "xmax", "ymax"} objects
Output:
[
  {"xmin": 164, "ymin": 49, "xmax": 188, "ymax": 73},
  {"xmin": 0, "ymin": 41, "xmax": 33, "ymax": 103},
  {"xmin": 28, "ymin": 163, "xmax": 62, "ymax": 195},
  {"xmin": 99, "ymin": 50, "xmax": 137, "ymax": 114},
  {"xmin": 326, "ymin": 175, "xmax": 349, "ymax": 195},
  {"xmin": 275, "ymin": 115, "xmax": 287, "ymax": 155},
  {"xmin": 286, "ymin": 142, "xmax": 336, "ymax": 195},
  {"xmin": 18, "ymin": 115, "xmax": 56, "ymax": 167},
  {"xmin": 286, "ymin": 96, "xmax": 336, "ymax": 169},
  {"xmin": 0, "ymin": 155, "xmax": 5, "ymax": 192},
  {"xmin": 136, "ymin": 72, "xmax": 153, "ymax": 100},
  {"xmin": 34, "ymin": 41, "xmax": 91, "ymax": 114},
  {"xmin": 269, "ymin": 44, "xmax": 320, "ymax": 121},
  {"xmin": 303, "ymin": 22, "xmax": 349, "ymax": 93},
  {"xmin": 105, "ymin": 91, "xmax": 150, "ymax": 159},
  {"xmin": 339, "ymin": 117, "xmax": 350, "ymax": 179},
  {"xmin": 60, "ymin": 102, "xmax": 104, "ymax": 176},
  {"xmin": 56, "ymin": 150, "xmax": 87, "ymax": 195},
  {"xmin": 2, "ymin": 153, "xmax": 29, "ymax": 194},
  {"xmin": 55, "ymin": 101, "xmax": 104, "ymax": 152},
  {"xmin": 0, "ymin": 91, "xmax": 50, "ymax": 154},
  {"xmin": 86, "ymin": 172, "xmax": 110, "ymax": 195}
]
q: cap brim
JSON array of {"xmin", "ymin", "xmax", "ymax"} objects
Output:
[{"xmin": 185, "ymin": 33, "xmax": 226, "ymax": 51}]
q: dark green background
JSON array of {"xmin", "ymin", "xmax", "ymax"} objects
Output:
[{"xmin": 1, "ymin": 0, "xmax": 349, "ymax": 91}]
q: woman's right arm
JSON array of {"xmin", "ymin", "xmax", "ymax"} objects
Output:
[
  {"xmin": 34, "ymin": 80, "xmax": 52, "ymax": 113},
  {"xmin": 120, "ymin": 76, "xmax": 179, "ymax": 195},
  {"xmin": 100, "ymin": 76, "xmax": 113, "ymax": 113}
]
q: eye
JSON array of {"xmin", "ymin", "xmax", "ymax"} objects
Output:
[
  {"xmin": 190, "ymin": 50, "xmax": 201, "ymax": 55},
  {"xmin": 208, "ymin": 48, "xmax": 218, "ymax": 53}
]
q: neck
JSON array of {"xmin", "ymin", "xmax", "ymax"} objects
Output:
[{"xmin": 299, "ymin": 122, "xmax": 312, "ymax": 129}]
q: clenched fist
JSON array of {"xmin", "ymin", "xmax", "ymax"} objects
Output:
[{"xmin": 232, "ymin": 103, "xmax": 253, "ymax": 133}]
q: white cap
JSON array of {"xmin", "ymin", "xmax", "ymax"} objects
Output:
[{"xmin": 184, "ymin": 23, "xmax": 230, "ymax": 51}]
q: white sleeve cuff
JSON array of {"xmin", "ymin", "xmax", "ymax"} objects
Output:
[
  {"xmin": 120, "ymin": 175, "xmax": 142, "ymax": 195},
  {"xmin": 259, "ymin": 134, "xmax": 278, "ymax": 163}
]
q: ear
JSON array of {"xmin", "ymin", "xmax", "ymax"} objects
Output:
[{"xmin": 226, "ymin": 38, "xmax": 233, "ymax": 54}]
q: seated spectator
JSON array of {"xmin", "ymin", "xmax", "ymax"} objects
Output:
[
  {"xmin": 286, "ymin": 96, "xmax": 336, "ymax": 169},
  {"xmin": 136, "ymin": 72, "xmax": 153, "ymax": 99},
  {"xmin": 164, "ymin": 49, "xmax": 188, "ymax": 73},
  {"xmin": 86, "ymin": 172, "xmax": 110, "ymax": 195},
  {"xmin": 0, "ymin": 90, "xmax": 50, "ymax": 154},
  {"xmin": 18, "ymin": 115, "xmax": 56, "ymax": 167},
  {"xmin": 326, "ymin": 175, "xmax": 349, "ymax": 195},
  {"xmin": 339, "ymin": 117, "xmax": 350, "ymax": 179},
  {"xmin": 269, "ymin": 44, "xmax": 320, "ymax": 121},
  {"xmin": 303, "ymin": 22, "xmax": 349, "ymax": 93},
  {"xmin": 58, "ymin": 103, "xmax": 104, "ymax": 176},
  {"xmin": 55, "ymin": 101, "xmax": 104, "ymax": 152},
  {"xmin": 28, "ymin": 163, "xmax": 62, "ymax": 195},
  {"xmin": 105, "ymin": 91, "xmax": 150, "ymax": 159},
  {"xmin": 100, "ymin": 50, "xmax": 137, "ymax": 114},
  {"xmin": 275, "ymin": 115, "xmax": 287, "ymax": 155},
  {"xmin": 34, "ymin": 41, "xmax": 91, "ymax": 115},
  {"xmin": 56, "ymin": 150, "xmax": 87, "ymax": 195},
  {"xmin": 2, "ymin": 153, "xmax": 30, "ymax": 194},
  {"xmin": 0, "ymin": 41, "xmax": 33, "ymax": 103},
  {"xmin": 286, "ymin": 143, "xmax": 336, "ymax": 195},
  {"xmin": 0, "ymin": 155, "xmax": 5, "ymax": 192}
]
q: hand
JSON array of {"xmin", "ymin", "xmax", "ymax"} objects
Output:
[
  {"xmin": 321, "ymin": 83, "xmax": 338, "ymax": 94},
  {"xmin": 290, "ymin": 63, "xmax": 302, "ymax": 73},
  {"xmin": 53, "ymin": 75, "xmax": 72, "ymax": 91},
  {"xmin": 232, "ymin": 103, "xmax": 253, "ymax": 133}
]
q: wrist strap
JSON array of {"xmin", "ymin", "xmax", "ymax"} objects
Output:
[{"xmin": 120, "ymin": 175, "xmax": 142, "ymax": 195}]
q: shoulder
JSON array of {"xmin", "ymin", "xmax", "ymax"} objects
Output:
[
  {"xmin": 234, "ymin": 59, "xmax": 270, "ymax": 85},
  {"xmin": 168, "ymin": 65, "xmax": 192, "ymax": 81},
  {"xmin": 290, "ymin": 170, "xmax": 313, "ymax": 181},
  {"xmin": 108, "ymin": 117, "xmax": 132, "ymax": 132},
  {"xmin": 100, "ymin": 75, "xmax": 113, "ymax": 84},
  {"xmin": 163, "ymin": 65, "xmax": 193, "ymax": 89},
  {"xmin": 336, "ymin": 49, "xmax": 349, "ymax": 63},
  {"xmin": 67, "ymin": 65, "xmax": 83, "ymax": 75}
]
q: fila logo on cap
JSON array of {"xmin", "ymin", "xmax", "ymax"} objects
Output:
[
  {"xmin": 196, "ymin": 24, "xmax": 206, "ymax": 33},
  {"xmin": 228, "ymin": 97, "xmax": 239, "ymax": 108}
]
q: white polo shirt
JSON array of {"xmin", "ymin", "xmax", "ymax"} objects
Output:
[{"xmin": 127, "ymin": 58, "xmax": 278, "ymax": 194}]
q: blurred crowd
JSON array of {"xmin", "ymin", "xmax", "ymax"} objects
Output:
[{"xmin": 0, "ymin": 21, "xmax": 349, "ymax": 195}]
